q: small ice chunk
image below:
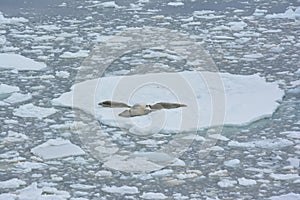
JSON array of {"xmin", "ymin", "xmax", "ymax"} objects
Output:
[
  {"xmin": 95, "ymin": 170, "xmax": 113, "ymax": 178},
  {"xmin": 2, "ymin": 131, "xmax": 28, "ymax": 142},
  {"xmin": 0, "ymin": 178, "xmax": 26, "ymax": 189},
  {"xmin": 209, "ymin": 134, "xmax": 229, "ymax": 141},
  {"xmin": 17, "ymin": 182, "xmax": 70, "ymax": 200},
  {"xmin": 13, "ymin": 103, "xmax": 57, "ymax": 119},
  {"xmin": 228, "ymin": 139, "xmax": 293, "ymax": 149},
  {"xmin": 0, "ymin": 53, "xmax": 46, "ymax": 71},
  {"xmin": 0, "ymin": 83, "xmax": 19, "ymax": 94},
  {"xmin": 55, "ymin": 71, "xmax": 70, "ymax": 78},
  {"xmin": 209, "ymin": 170, "xmax": 228, "ymax": 177},
  {"xmin": 270, "ymin": 173, "xmax": 300, "ymax": 181},
  {"xmin": 0, "ymin": 12, "xmax": 28, "ymax": 24},
  {"xmin": 103, "ymin": 156, "xmax": 163, "ymax": 173},
  {"xmin": 60, "ymin": 50, "xmax": 89, "ymax": 58},
  {"xmin": 14, "ymin": 161, "xmax": 47, "ymax": 173},
  {"xmin": 266, "ymin": 8, "xmax": 300, "ymax": 20},
  {"xmin": 217, "ymin": 179, "xmax": 237, "ymax": 188},
  {"xmin": 70, "ymin": 184, "xmax": 96, "ymax": 190},
  {"xmin": 102, "ymin": 185, "xmax": 139, "ymax": 195},
  {"xmin": 4, "ymin": 93, "xmax": 32, "ymax": 104},
  {"xmin": 151, "ymin": 169, "xmax": 173, "ymax": 177},
  {"xmin": 269, "ymin": 193, "xmax": 300, "ymax": 200},
  {"xmin": 243, "ymin": 53, "xmax": 264, "ymax": 59},
  {"xmin": 99, "ymin": 1, "xmax": 120, "ymax": 8},
  {"xmin": 238, "ymin": 178, "xmax": 257, "ymax": 186},
  {"xmin": 141, "ymin": 192, "xmax": 168, "ymax": 199},
  {"xmin": 228, "ymin": 21, "xmax": 247, "ymax": 31},
  {"xmin": 167, "ymin": 2, "xmax": 184, "ymax": 6},
  {"xmin": 224, "ymin": 159, "xmax": 240, "ymax": 167},
  {"xmin": 31, "ymin": 138, "xmax": 85, "ymax": 160}
]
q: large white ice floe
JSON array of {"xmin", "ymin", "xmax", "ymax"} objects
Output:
[
  {"xmin": 53, "ymin": 71, "xmax": 284, "ymax": 134},
  {"xmin": 31, "ymin": 138, "xmax": 85, "ymax": 160},
  {"xmin": 0, "ymin": 53, "xmax": 46, "ymax": 71}
]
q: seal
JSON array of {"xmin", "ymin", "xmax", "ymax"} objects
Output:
[
  {"xmin": 118, "ymin": 104, "xmax": 151, "ymax": 117},
  {"xmin": 98, "ymin": 100, "xmax": 187, "ymax": 117}
]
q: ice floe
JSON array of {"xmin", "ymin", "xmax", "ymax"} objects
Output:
[
  {"xmin": 16, "ymin": 182, "xmax": 70, "ymax": 199},
  {"xmin": 0, "ymin": 12, "xmax": 28, "ymax": 24},
  {"xmin": 237, "ymin": 178, "xmax": 257, "ymax": 186},
  {"xmin": 270, "ymin": 173, "xmax": 300, "ymax": 181},
  {"xmin": 31, "ymin": 138, "xmax": 85, "ymax": 160},
  {"xmin": 0, "ymin": 84, "xmax": 19, "ymax": 95},
  {"xmin": 98, "ymin": 1, "xmax": 120, "ymax": 8},
  {"xmin": 228, "ymin": 139, "xmax": 293, "ymax": 149},
  {"xmin": 224, "ymin": 159, "xmax": 240, "ymax": 168},
  {"xmin": 217, "ymin": 179, "xmax": 237, "ymax": 188},
  {"xmin": 269, "ymin": 193, "xmax": 300, "ymax": 200},
  {"xmin": 60, "ymin": 50, "xmax": 89, "ymax": 58},
  {"xmin": 266, "ymin": 7, "xmax": 300, "ymax": 20},
  {"xmin": 0, "ymin": 178, "xmax": 26, "ymax": 189},
  {"xmin": 3, "ymin": 93, "xmax": 32, "ymax": 104},
  {"xmin": 141, "ymin": 192, "xmax": 168, "ymax": 199},
  {"xmin": 102, "ymin": 185, "xmax": 139, "ymax": 195},
  {"xmin": 167, "ymin": 2, "xmax": 184, "ymax": 7},
  {"xmin": 0, "ymin": 53, "xmax": 46, "ymax": 71},
  {"xmin": 13, "ymin": 103, "xmax": 57, "ymax": 119},
  {"xmin": 53, "ymin": 71, "xmax": 284, "ymax": 135}
]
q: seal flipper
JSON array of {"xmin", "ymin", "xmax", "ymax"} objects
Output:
[
  {"xmin": 150, "ymin": 102, "xmax": 187, "ymax": 110},
  {"xmin": 98, "ymin": 101, "xmax": 130, "ymax": 108}
]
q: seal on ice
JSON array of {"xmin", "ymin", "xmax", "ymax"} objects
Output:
[{"xmin": 98, "ymin": 101, "xmax": 187, "ymax": 117}]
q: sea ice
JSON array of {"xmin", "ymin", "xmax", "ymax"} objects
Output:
[
  {"xmin": 101, "ymin": 185, "xmax": 139, "ymax": 195},
  {"xmin": 13, "ymin": 103, "xmax": 57, "ymax": 119},
  {"xmin": 217, "ymin": 179, "xmax": 237, "ymax": 188},
  {"xmin": 266, "ymin": 7, "xmax": 300, "ymax": 20},
  {"xmin": 228, "ymin": 139, "xmax": 293, "ymax": 149},
  {"xmin": 269, "ymin": 193, "xmax": 300, "ymax": 200},
  {"xmin": 99, "ymin": 1, "xmax": 120, "ymax": 8},
  {"xmin": 53, "ymin": 71, "xmax": 284, "ymax": 134},
  {"xmin": 3, "ymin": 93, "xmax": 32, "ymax": 104},
  {"xmin": 56, "ymin": 71, "xmax": 70, "ymax": 78},
  {"xmin": 60, "ymin": 50, "xmax": 89, "ymax": 58},
  {"xmin": 140, "ymin": 192, "xmax": 168, "ymax": 199},
  {"xmin": 0, "ymin": 12, "xmax": 28, "ymax": 24},
  {"xmin": 16, "ymin": 182, "xmax": 70, "ymax": 200},
  {"xmin": 167, "ymin": 2, "xmax": 184, "ymax": 6},
  {"xmin": 0, "ymin": 53, "xmax": 46, "ymax": 71},
  {"xmin": 238, "ymin": 178, "xmax": 257, "ymax": 186},
  {"xmin": 224, "ymin": 159, "xmax": 240, "ymax": 167},
  {"xmin": 270, "ymin": 173, "xmax": 300, "ymax": 181},
  {"xmin": 0, "ymin": 84, "xmax": 19, "ymax": 95},
  {"xmin": 0, "ymin": 178, "xmax": 26, "ymax": 189},
  {"xmin": 31, "ymin": 138, "xmax": 85, "ymax": 160}
]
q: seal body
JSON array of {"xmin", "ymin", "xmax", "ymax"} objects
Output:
[
  {"xmin": 118, "ymin": 104, "xmax": 151, "ymax": 117},
  {"xmin": 98, "ymin": 100, "xmax": 187, "ymax": 118}
]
